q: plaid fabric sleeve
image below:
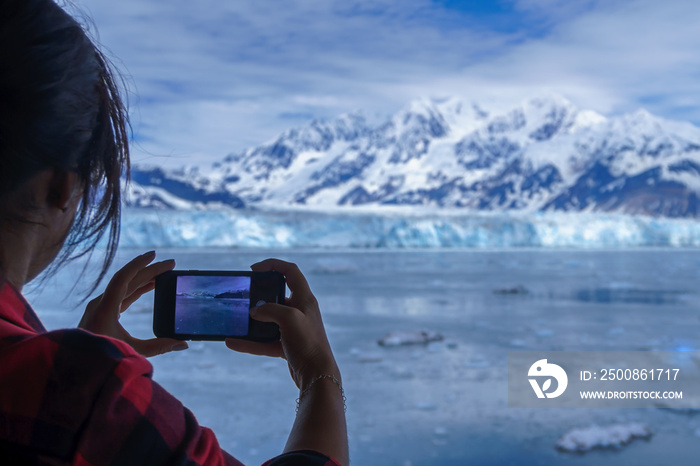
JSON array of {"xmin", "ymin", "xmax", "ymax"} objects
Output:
[
  {"xmin": 1, "ymin": 283, "xmax": 338, "ymax": 465},
  {"xmin": 0, "ymin": 326, "xmax": 337, "ymax": 465},
  {"xmin": 67, "ymin": 332, "xmax": 340, "ymax": 465},
  {"xmin": 73, "ymin": 334, "xmax": 339, "ymax": 466},
  {"xmin": 0, "ymin": 327, "xmax": 241, "ymax": 465},
  {"xmin": 68, "ymin": 331, "xmax": 242, "ymax": 466}
]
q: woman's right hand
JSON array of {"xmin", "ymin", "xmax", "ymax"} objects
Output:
[{"xmin": 224, "ymin": 258, "xmax": 340, "ymax": 390}]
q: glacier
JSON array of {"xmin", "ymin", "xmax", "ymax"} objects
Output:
[{"xmin": 119, "ymin": 208, "xmax": 700, "ymax": 249}]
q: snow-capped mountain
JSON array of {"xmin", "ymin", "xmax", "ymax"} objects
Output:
[{"xmin": 126, "ymin": 95, "xmax": 700, "ymax": 217}]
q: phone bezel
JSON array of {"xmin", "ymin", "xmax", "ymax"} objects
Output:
[{"xmin": 154, "ymin": 270, "xmax": 284, "ymax": 342}]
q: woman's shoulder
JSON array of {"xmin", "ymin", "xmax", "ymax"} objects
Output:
[
  {"xmin": 0, "ymin": 327, "xmax": 152, "ymax": 384},
  {"xmin": 0, "ymin": 330, "xmax": 157, "ymax": 463},
  {"xmin": 45, "ymin": 327, "xmax": 144, "ymax": 361}
]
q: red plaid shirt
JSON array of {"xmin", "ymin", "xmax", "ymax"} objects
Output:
[{"xmin": 0, "ymin": 280, "xmax": 338, "ymax": 465}]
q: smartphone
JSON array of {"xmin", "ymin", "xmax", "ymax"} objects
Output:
[{"xmin": 153, "ymin": 270, "xmax": 285, "ymax": 341}]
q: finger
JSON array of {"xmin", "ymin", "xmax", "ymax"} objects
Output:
[
  {"xmin": 102, "ymin": 251, "xmax": 157, "ymax": 311},
  {"xmin": 81, "ymin": 294, "xmax": 103, "ymax": 319},
  {"xmin": 225, "ymin": 338, "xmax": 284, "ymax": 358},
  {"xmin": 250, "ymin": 259, "xmax": 311, "ymax": 296},
  {"xmin": 120, "ymin": 281, "xmax": 155, "ymax": 312},
  {"xmin": 250, "ymin": 302, "xmax": 301, "ymax": 327},
  {"xmin": 126, "ymin": 259, "xmax": 176, "ymax": 297},
  {"xmin": 129, "ymin": 337, "xmax": 188, "ymax": 358}
]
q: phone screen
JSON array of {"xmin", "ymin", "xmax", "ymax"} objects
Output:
[
  {"xmin": 174, "ymin": 275, "xmax": 251, "ymax": 336},
  {"xmin": 154, "ymin": 270, "xmax": 284, "ymax": 341}
]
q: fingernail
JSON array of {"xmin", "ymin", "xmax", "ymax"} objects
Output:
[
  {"xmin": 172, "ymin": 343, "xmax": 188, "ymax": 351},
  {"xmin": 144, "ymin": 250, "xmax": 156, "ymax": 258}
]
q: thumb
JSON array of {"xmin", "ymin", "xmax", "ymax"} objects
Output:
[
  {"xmin": 131, "ymin": 337, "xmax": 189, "ymax": 358},
  {"xmin": 250, "ymin": 303, "xmax": 298, "ymax": 327},
  {"xmin": 225, "ymin": 338, "xmax": 284, "ymax": 358}
]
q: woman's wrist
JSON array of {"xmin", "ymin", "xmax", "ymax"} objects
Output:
[
  {"xmin": 296, "ymin": 373, "xmax": 347, "ymax": 414},
  {"xmin": 298, "ymin": 358, "xmax": 341, "ymax": 391}
]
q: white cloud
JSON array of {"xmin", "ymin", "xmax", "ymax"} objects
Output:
[{"xmin": 71, "ymin": 0, "xmax": 700, "ymax": 167}]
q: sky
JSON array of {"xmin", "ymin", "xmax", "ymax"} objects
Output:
[
  {"xmin": 176, "ymin": 275, "xmax": 250, "ymax": 296},
  {"xmin": 70, "ymin": 0, "xmax": 700, "ymax": 168}
]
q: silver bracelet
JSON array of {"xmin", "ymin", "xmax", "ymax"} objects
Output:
[{"xmin": 296, "ymin": 374, "xmax": 347, "ymax": 413}]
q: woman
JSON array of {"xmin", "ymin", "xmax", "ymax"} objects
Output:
[{"xmin": 0, "ymin": 0, "xmax": 349, "ymax": 464}]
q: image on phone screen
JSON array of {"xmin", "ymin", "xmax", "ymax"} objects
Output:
[{"xmin": 175, "ymin": 275, "xmax": 251, "ymax": 336}]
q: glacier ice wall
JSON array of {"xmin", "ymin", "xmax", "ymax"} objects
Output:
[{"xmin": 119, "ymin": 209, "xmax": 700, "ymax": 249}]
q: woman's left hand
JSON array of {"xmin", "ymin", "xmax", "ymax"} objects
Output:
[{"xmin": 79, "ymin": 251, "xmax": 188, "ymax": 357}]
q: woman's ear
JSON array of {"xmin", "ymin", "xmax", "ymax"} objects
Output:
[{"xmin": 48, "ymin": 169, "xmax": 80, "ymax": 212}]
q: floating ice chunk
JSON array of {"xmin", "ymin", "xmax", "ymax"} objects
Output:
[
  {"xmin": 433, "ymin": 427, "xmax": 448, "ymax": 437},
  {"xmin": 493, "ymin": 285, "xmax": 529, "ymax": 295},
  {"xmin": 555, "ymin": 423, "xmax": 652, "ymax": 453},
  {"xmin": 378, "ymin": 330, "xmax": 444, "ymax": 347},
  {"xmin": 535, "ymin": 329, "xmax": 554, "ymax": 337}
]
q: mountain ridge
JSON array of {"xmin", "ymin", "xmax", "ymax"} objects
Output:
[{"xmin": 126, "ymin": 94, "xmax": 700, "ymax": 217}]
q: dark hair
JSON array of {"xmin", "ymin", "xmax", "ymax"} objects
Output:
[{"xmin": 0, "ymin": 0, "xmax": 130, "ymax": 291}]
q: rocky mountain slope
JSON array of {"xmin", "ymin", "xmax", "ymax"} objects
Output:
[{"xmin": 126, "ymin": 95, "xmax": 700, "ymax": 217}]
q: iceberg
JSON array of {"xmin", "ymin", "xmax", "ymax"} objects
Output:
[
  {"xmin": 119, "ymin": 208, "xmax": 700, "ymax": 249},
  {"xmin": 556, "ymin": 423, "xmax": 652, "ymax": 453},
  {"xmin": 377, "ymin": 330, "xmax": 444, "ymax": 347}
]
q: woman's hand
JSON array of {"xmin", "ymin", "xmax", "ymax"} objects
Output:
[
  {"xmin": 79, "ymin": 251, "xmax": 188, "ymax": 357},
  {"xmin": 227, "ymin": 259, "xmax": 348, "ymax": 465},
  {"xmin": 225, "ymin": 258, "xmax": 340, "ymax": 390}
]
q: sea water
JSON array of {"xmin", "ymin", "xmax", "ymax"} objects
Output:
[{"xmin": 27, "ymin": 248, "xmax": 700, "ymax": 465}]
